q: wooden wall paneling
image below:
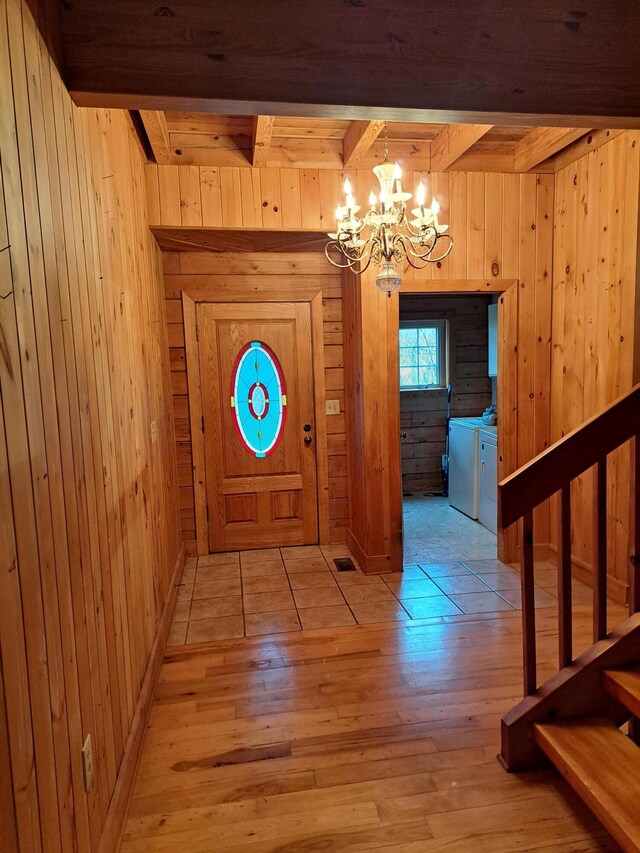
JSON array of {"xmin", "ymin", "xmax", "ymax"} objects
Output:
[
  {"xmin": 0, "ymin": 1, "xmax": 183, "ymax": 850},
  {"xmin": 178, "ymin": 164, "xmax": 202, "ymax": 226},
  {"xmin": 448, "ymin": 171, "xmax": 468, "ymax": 279},
  {"xmin": 431, "ymin": 171, "xmax": 451, "ymax": 280},
  {"xmin": 300, "ymin": 169, "xmax": 321, "ymax": 229},
  {"xmin": 484, "ymin": 173, "xmax": 503, "ymax": 279},
  {"xmin": 200, "ymin": 166, "xmax": 223, "ymax": 227},
  {"xmin": 183, "ymin": 294, "xmax": 208, "ymax": 555},
  {"xmin": 0, "ymin": 647, "xmax": 18, "ymax": 853},
  {"xmin": 467, "ymin": 172, "xmax": 485, "ymax": 278},
  {"xmin": 239, "ymin": 167, "xmax": 262, "ymax": 227},
  {"xmin": 280, "ymin": 168, "xmax": 302, "ymax": 229},
  {"xmin": 261, "ymin": 167, "xmax": 283, "ymax": 228},
  {"xmin": 498, "ymin": 284, "xmax": 519, "ymax": 561},
  {"xmin": 158, "ymin": 164, "xmax": 180, "ymax": 225},
  {"xmin": 220, "ymin": 166, "xmax": 242, "ymax": 227}
]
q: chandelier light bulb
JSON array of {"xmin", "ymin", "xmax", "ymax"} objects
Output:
[
  {"xmin": 416, "ymin": 181, "xmax": 426, "ymax": 207},
  {"xmin": 369, "ymin": 191, "xmax": 377, "ymax": 208},
  {"xmin": 335, "ymin": 203, "xmax": 342, "ymax": 221},
  {"xmin": 380, "ymin": 189, "xmax": 388, "ymax": 212},
  {"xmin": 431, "ymin": 196, "xmax": 440, "ymax": 215},
  {"xmin": 343, "ymin": 177, "xmax": 352, "ymax": 195}
]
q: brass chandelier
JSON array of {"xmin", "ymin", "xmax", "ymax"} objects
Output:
[{"xmin": 325, "ymin": 124, "xmax": 453, "ymax": 294}]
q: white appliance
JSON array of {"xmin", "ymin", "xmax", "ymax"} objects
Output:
[
  {"xmin": 448, "ymin": 417, "xmax": 484, "ymax": 519},
  {"xmin": 478, "ymin": 427, "xmax": 498, "ymax": 534}
]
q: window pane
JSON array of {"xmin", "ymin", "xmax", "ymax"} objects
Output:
[
  {"xmin": 419, "ymin": 365, "xmax": 438, "ymax": 386},
  {"xmin": 418, "ymin": 327, "xmax": 437, "ymax": 347},
  {"xmin": 400, "ymin": 366, "xmax": 419, "ymax": 387},
  {"xmin": 399, "ymin": 328, "xmax": 417, "ymax": 347},
  {"xmin": 400, "ymin": 346, "xmax": 418, "ymax": 367},
  {"xmin": 419, "ymin": 347, "xmax": 437, "ymax": 367}
]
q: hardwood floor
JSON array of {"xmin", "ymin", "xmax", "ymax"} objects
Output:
[{"xmin": 123, "ymin": 605, "xmax": 623, "ymax": 851}]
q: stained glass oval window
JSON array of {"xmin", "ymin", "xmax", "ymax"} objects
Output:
[{"xmin": 230, "ymin": 341, "xmax": 287, "ymax": 458}]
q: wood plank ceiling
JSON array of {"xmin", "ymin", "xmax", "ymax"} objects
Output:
[{"xmin": 137, "ymin": 112, "xmax": 610, "ymax": 174}]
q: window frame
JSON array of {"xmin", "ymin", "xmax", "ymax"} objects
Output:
[{"xmin": 398, "ymin": 319, "xmax": 449, "ymax": 391}]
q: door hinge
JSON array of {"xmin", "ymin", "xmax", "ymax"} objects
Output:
[{"xmin": 201, "ymin": 415, "xmax": 205, "ymax": 432}]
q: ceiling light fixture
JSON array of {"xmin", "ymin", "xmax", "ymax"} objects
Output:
[{"xmin": 325, "ymin": 123, "xmax": 453, "ymax": 295}]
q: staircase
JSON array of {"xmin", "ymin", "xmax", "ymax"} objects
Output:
[{"xmin": 497, "ymin": 384, "xmax": 640, "ymax": 853}]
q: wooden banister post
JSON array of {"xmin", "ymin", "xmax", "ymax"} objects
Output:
[
  {"xmin": 593, "ymin": 459, "xmax": 607, "ymax": 642},
  {"xmin": 521, "ymin": 511, "xmax": 536, "ymax": 695},
  {"xmin": 557, "ymin": 484, "xmax": 573, "ymax": 667}
]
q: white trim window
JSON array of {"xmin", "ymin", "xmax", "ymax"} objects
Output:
[{"xmin": 399, "ymin": 320, "xmax": 448, "ymax": 390}]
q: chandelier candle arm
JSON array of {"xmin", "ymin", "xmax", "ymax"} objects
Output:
[{"xmin": 325, "ymin": 127, "xmax": 454, "ymax": 293}]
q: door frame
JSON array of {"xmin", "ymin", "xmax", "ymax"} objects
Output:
[
  {"xmin": 182, "ymin": 286, "xmax": 329, "ymax": 556},
  {"xmin": 397, "ymin": 278, "xmax": 519, "ymax": 563}
]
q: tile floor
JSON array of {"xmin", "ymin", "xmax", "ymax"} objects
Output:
[
  {"xmin": 167, "ymin": 542, "xmax": 622, "ymax": 645},
  {"xmin": 403, "ymin": 494, "xmax": 498, "ymax": 564}
]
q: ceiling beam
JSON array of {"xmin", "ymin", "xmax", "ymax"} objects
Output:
[
  {"xmin": 343, "ymin": 121, "xmax": 385, "ymax": 168},
  {"xmin": 251, "ymin": 116, "xmax": 275, "ymax": 167},
  {"xmin": 551, "ymin": 129, "xmax": 625, "ymax": 173},
  {"xmin": 139, "ymin": 110, "xmax": 172, "ymax": 164},
  {"xmin": 430, "ymin": 124, "xmax": 493, "ymax": 171},
  {"xmin": 514, "ymin": 127, "xmax": 589, "ymax": 172},
  {"xmin": 61, "ymin": 1, "xmax": 640, "ymax": 128}
]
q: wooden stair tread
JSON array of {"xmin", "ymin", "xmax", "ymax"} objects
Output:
[
  {"xmin": 602, "ymin": 667, "xmax": 640, "ymax": 719},
  {"xmin": 534, "ymin": 715, "xmax": 640, "ymax": 853}
]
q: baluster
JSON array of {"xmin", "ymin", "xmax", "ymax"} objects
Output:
[
  {"xmin": 557, "ymin": 484, "xmax": 572, "ymax": 667},
  {"xmin": 521, "ymin": 511, "xmax": 536, "ymax": 695},
  {"xmin": 631, "ymin": 433, "xmax": 640, "ymax": 616},
  {"xmin": 593, "ymin": 458, "xmax": 607, "ymax": 641}
]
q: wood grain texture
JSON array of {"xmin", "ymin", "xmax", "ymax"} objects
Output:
[
  {"xmin": 342, "ymin": 120, "xmax": 385, "ymax": 167},
  {"xmin": 549, "ymin": 133, "xmax": 640, "ymax": 599},
  {"xmin": 0, "ymin": 1, "xmax": 182, "ymax": 850},
  {"xmin": 62, "ymin": 1, "xmax": 640, "ymax": 127},
  {"xmin": 430, "ymin": 123, "xmax": 493, "ymax": 171},
  {"xmin": 121, "ymin": 606, "xmax": 622, "ymax": 852}
]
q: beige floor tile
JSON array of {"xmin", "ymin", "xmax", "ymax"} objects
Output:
[
  {"xmin": 243, "ymin": 590, "xmax": 295, "ymax": 613},
  {"xmin": 335, "ymin": 571, "xmax": 386, "ymax": 587},
  {"xmin": 432, "ymin": 574, "xmax": 491, "ymax": 595},
  {"xmin": 245, "ymin": 610, "xmax": 301, "ymax": 637},
  {"xmin": 167, "ymin": 621, "xmax": 188, "ymax": 645},
  {"xmin": 240, "ymin": 561, "xmax": 287, "ymax": 578},
  {"xmin": 190, "ymin": 595, "xmax": 243, "ymax": 619},
  {"xmin": 342, "ymin": 584, "xmax": 396, "ymax": 605},
  {"xmin": 288, "ymin": 572, "xmax": 338, "ymax": 590},
  {"xmin": 478, "ymin": 571, "xmax": 521, "ymax": 591},
  {"xmin": 298, "ymin": 606, "xmax": 356, "ymax": 629},
  {"xmin": 172, "ymin": 600, "xmax": 191, "ymax": 622},
  {"xmin": 186, "ymin": 615, "xmax": 244, "ymax": 644},
  {"xmin": 419, "ymin": 562, "xmax": 474, "ymax": 578},
  {"xmin": 283, "ymin": 556, "xmax": 330, "ymax": 573},
  {"xmin": 461, "ymin": 559, "xmax": 513, "ymax": 575},
  {"xmin": 176, "ymin": 583, "xmax": 194, "ymax": 604},
  {"xmin": 241, "ymin": 548, "xmax": 282, "ymax": 565},
  {"xmin": 281, "ymin": 545, "xmax": 323, "ymax": 559},
  {"xmin": 198, "ymin": 552, "xmax": 240, "ymax": 568},
  {"xmin": 293, "ymin": 586, "xmax": 347, "ymax": 609},
  {"xmin": 193, "ymin": 578, "xmax": 242, "ymax": 600},
  {"xmin": 350, "ymin": 601, "xmax": 410, "ymax": 624},
  {"xmin": 531, "ymin": 567, "xmax": 558, "ymax": 587},
  {"xmin": 448, "ymin": 591, "xmax": 515, "ymax": 614},
  {"xmin": 385, "ymin": 566, "xmax": 428, "ymax": 581},
  {"xmin": 401, "ymin": 596, "xmax": 463, "ymax": 618},
  {"xmin": 320, "ymin": 544, "xmax": 353, "ymax": 558},
  {"xmin": 241, "ymin": 574, "xmax": 291, "ymax": 595},
  {"xmin": 196, "ymin": 564, "xmax": 240, "ymax": 582},
  {"xmin": 385, "ymin": 578, "xmax": 443, "ymax": 600}
]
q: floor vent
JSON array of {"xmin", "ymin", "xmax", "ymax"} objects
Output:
[{"xmin": 334, "ymin": 557, "xmax": 356, "ymax": 572}]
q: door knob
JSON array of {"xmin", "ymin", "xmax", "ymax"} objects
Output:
[
  {"xmin": 303, "ymin": 424, "xmax": 312, "ymax": 432},
  {"xmin": 304, "ymin": 436, "xmax": 313, "ymax": 446},
  {"xmin": 400, "ymin": 432, "xmax": 407, "ymax": 439}
]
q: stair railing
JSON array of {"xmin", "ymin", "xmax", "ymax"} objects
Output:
[{"xmin": 498, "ymin": 383, "xmax": 640, "ymax": 696}]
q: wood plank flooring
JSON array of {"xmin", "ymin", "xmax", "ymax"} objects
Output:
[{"xmin": 123, "ymin": 605, "xmax": 623, "ymax": 851}]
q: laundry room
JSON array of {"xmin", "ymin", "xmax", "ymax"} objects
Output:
[{"xmin": 399, "ymin": 292, "xmax": 499, "ymax": 564}]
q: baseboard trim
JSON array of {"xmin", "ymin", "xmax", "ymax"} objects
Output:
[
  {"xmin": 98, "ymin": 542, "xmax": 185, "ymax": 853},
  {"xmin": 546, "ymin": 544, "xmax": 628, "ymax": 606},
  {"xmin": 346, "ymin": 529, "xmax": 395, "ymax": 574}
]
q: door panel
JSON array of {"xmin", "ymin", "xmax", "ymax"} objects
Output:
[{"xmin": 198, "ymin": 302, "xmax": 318, "ymax": 551}]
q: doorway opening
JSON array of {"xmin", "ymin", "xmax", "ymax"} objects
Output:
[{"xmin": 399, "ymin": 292, "xmax": 499, "ymax": 568}]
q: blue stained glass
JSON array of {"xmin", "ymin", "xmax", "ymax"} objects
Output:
[{"xmin": 230, "ymin": 341, "xmax": 287, "ymax": 457}]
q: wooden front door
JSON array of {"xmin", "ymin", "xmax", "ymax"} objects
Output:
[{"xmin": 197, "ymin": 302, "xmax": 318, "ymax": 551}]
